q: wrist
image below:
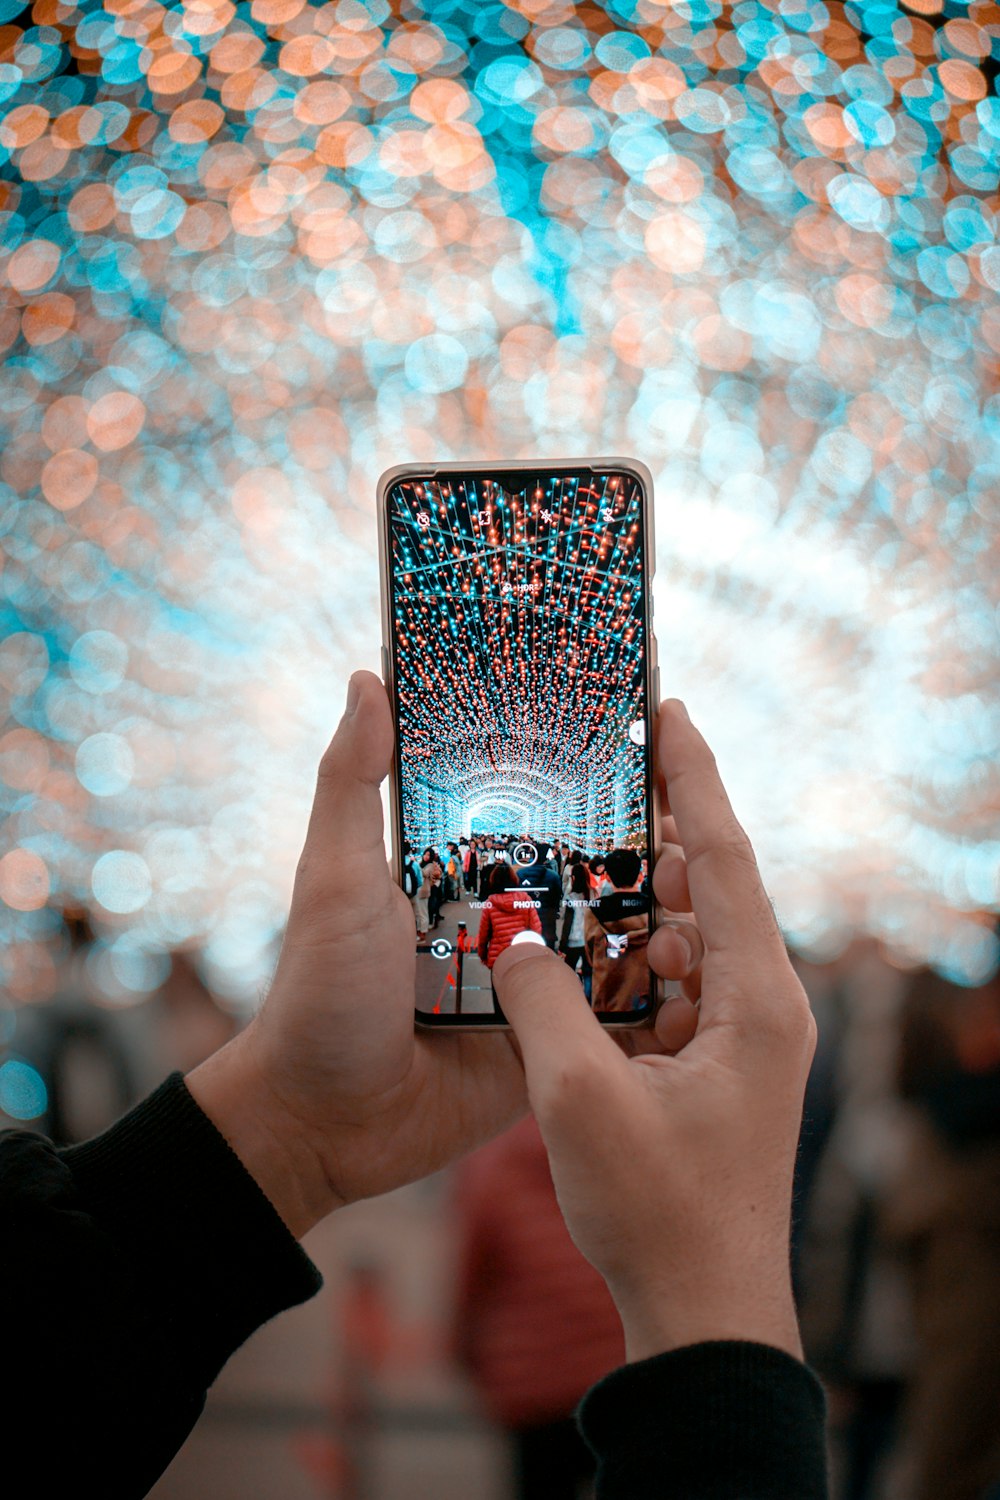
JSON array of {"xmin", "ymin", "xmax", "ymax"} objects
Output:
[
  {"xmin": 610, "ymin": 1261, "xmax": 803, "ymax": 1366},
  {"xmin": 186, "ymin": 1026, "xmax": 338, "ymax": 1239}
]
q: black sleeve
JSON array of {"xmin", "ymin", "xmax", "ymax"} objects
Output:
[
  {"xmin": 576, "ymin": 1340, "xmax": 829, "ymax": 1499},
  {"xmin": 1, "ymin": 1072, "xmax": 322, "ymax": 1500}
]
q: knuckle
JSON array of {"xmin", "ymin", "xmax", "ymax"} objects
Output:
[
  {"xmin": 777, "ymin": 987, "xmax": 817, "ymax": 1056},
  {"xmin": 291, "ymin": 877, "xmax": 327, "ymax": 930},
  {"xmin": 688, "ymin": 830, "xmax": 757, "ymax": 878},
  {"xmin": 537, "ymin": 1049, "xmax": 608, "ymax": 1120},
  {"xmin": 316, "ymin": 748, "xmax": 339, "ymax": 786},
  {"xmin": 291, "ymin": 849, "xmax": 338, "ymax": 921}
]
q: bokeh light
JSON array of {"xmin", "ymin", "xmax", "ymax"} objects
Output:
[
  {"xmin": 0, "ymin": 0, "xmax": 997, "ymax": 1005},
  {"xmin": 0, "ymin": 1057, "xmax": 48, "ymax": 1120}
]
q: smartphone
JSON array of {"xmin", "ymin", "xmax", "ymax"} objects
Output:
[{"xmin": 377, "ymin": 459, "xmax": 661, "ymax": 1030}]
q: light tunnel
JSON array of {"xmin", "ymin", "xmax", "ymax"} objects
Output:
[{"xmin": 391, "ymin": 472, "xmax": 650, "ymax": 858}]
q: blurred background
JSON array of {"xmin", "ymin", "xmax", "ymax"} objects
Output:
[{"xmin": 1, "ymin": 0, "xmax": 998, "ymax": 1496}]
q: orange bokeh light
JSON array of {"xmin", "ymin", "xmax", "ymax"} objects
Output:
[
  {"xmin": 41, "ymin": 448, "xmax": 100, "ymax": 511},
  {"xmin": 0, "ymin": 849, "xmax": 51, "ymax": 912}
]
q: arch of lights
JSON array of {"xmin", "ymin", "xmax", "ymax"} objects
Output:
[
  {"xmin": 410, "ymin": 762, "xmax": 574, "ymax": 846},
  {"xmin": 390, "ymin": 470, "xmax": 648, "ymax": 857},
  {"xmin": 0, "ymin": 0, "xmax": 997, "ymax": 1014},
  {"xmin": 407, "ymin": 754, "xmax": 613, "ymax": 849},
  {"xmin": 411, "ymin": 760, "xmax": 582, "ymax": 843}
]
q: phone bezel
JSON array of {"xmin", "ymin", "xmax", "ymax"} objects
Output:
[{"xmin": 376, "ymin": 457, "xmax": 662, "ymax": 1031}]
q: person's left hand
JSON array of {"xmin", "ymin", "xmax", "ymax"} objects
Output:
[{"xmin": 188, "ymin": 671, "xmax": 700, "ymax": 1237}]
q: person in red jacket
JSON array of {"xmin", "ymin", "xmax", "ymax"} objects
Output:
[
  {"xmin": 451, "ymin": 1114, "xmax": 625, "ymax": 1500},
  {"xmin": 476, "ymin": 862, "xmax": 542, "ymax": 968}
]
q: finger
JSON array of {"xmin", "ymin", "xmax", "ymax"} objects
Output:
[
  {"xmin": 657, "ymin": 700, "xmax": 782, "ymax": 961},
  {"xmin": 655, "ymin": 921, "xmax": 703, "ymax": 1003},
  {"xmin": 281, "ymin": 672, "xmax": 409, "ymax": 990},
  {"xmin": 679, "ymin": 966, "xmax": 702, "ymax": 1004},
  {"xmin": 653, "ymin": 994, "xmax": 699, "ymax": 1053},
  {"xmin": 652, "ymin": 845, "xmax": 692, "ymax": 914},
  {"xmin": 305, "ymin": 671, "xmax": 393, "ymax": 863},
  {"xmin": 648, "ymin": 919, "xmax": 703, "ymax": 981},
  {"xmin": 492, "ymin": 943, "xmax": 630, "ymax": 1112},
  {"xmin": 661, "ymin": 814, "xmax": 680, "ymax": 845}
]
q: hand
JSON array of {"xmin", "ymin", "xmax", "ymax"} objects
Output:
[
  {"xmin": 188, "ymin": 672, "xmax": 527, "ymax": 1237},
  {"xmin": 493, "ymin": 700, "xmax": 816, "ymax": 1365}
]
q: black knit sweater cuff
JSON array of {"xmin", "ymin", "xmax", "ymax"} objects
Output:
[
  {"xmin": 576, "ymin": 1339, "xmax": 828, "ymax": 1499},
  {"xmin": 62, "ymin": 1072, "xmax": 323, "ymax": 1387}
]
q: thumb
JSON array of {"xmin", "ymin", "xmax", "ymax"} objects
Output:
[
  {"xmin": 493, "ymin": 941, "xmax": 631, "ymax": 1121},
  {"xmin": 304, "ymin": 670, "xmax": 393, "ymax": 864}
]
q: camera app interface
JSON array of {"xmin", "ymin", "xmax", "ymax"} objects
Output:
[{"xmin": 387, "ymin": 468, "xmax": 654, "ymax": 1022}]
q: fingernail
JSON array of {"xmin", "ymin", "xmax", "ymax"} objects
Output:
[
  {"xmin": 346, "ymin": 675, "xmax": 361, "ymax": 714},
  {"xmin": 492, "ymin": 939, "xmax": 557, "ymax": 992},
  {"xmin": 663, "ymin": 921, "xmax": 693, "ymax": 970},
  {"xmin": 674, "ymin": 700, "xmax": 690, "ymax": 721}
]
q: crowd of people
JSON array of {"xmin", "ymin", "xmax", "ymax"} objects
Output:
[{"xmin": 401, "ymin": 835, "xmax": 652, "ymax": 1012}]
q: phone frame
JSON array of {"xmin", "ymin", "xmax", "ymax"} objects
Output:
[{"xmin": 376, "ymin": 457, "xmax": 662, "ymax": 1030}]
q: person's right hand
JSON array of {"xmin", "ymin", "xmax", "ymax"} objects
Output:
[{"xmin": 492, "ymin": 699, "xmax": 817, "ymax": 1366}]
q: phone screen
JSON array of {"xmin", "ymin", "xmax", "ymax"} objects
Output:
[{"xmin": 384, "ymin": 465, "xmax": 657, "ymax": 1026}]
